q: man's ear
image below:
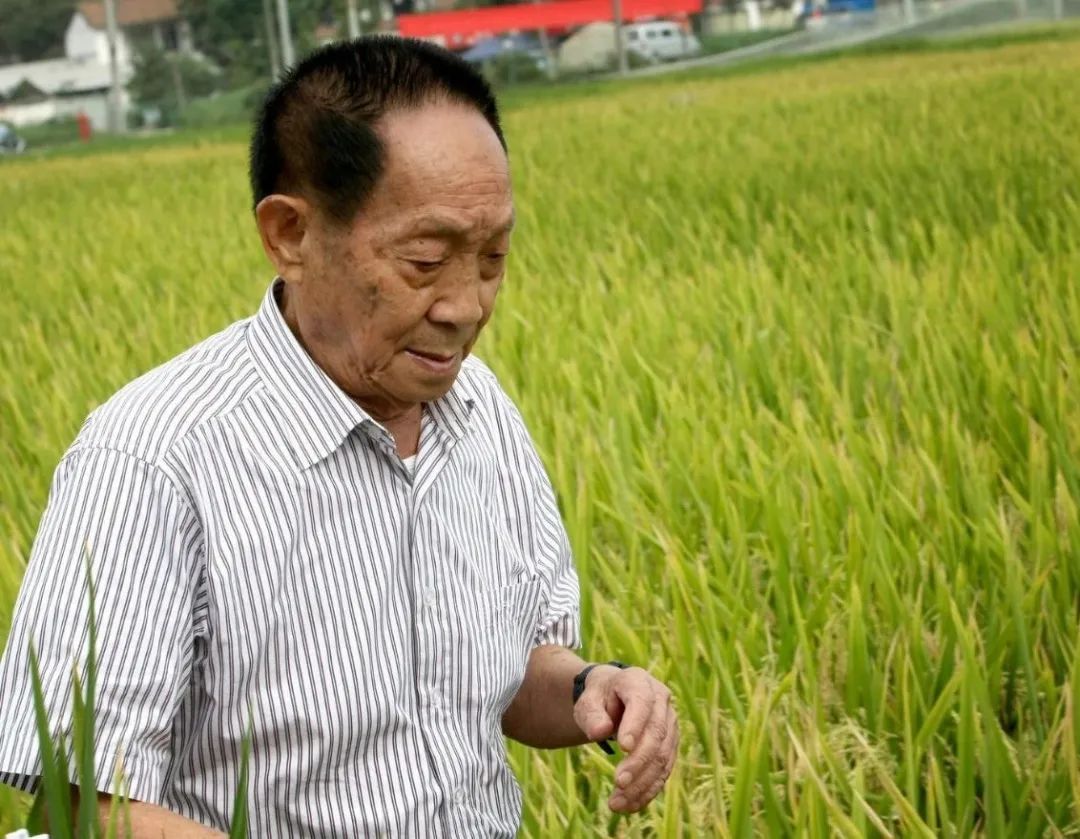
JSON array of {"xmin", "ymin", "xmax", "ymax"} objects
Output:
[{"xmin": 255, "ymin": 194, "xmax": 312, "ymax": 284}]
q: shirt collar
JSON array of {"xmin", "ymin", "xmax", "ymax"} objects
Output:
[{"xmin": 246, "ymin": 278, "xmax": 475, "ymax": 470}]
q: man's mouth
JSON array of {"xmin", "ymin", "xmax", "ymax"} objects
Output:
[
  {"xmin": 405, "ymin": 348, "xmax": 460, "ymax": 373},
  {"xmin": 409, "ymin": 349, "xmax": 454, "ymax": 362}
]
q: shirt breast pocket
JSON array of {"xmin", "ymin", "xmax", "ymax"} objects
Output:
[{"xmin": 474, "ymin": 576, "xmax": 545, "ymax": 718}]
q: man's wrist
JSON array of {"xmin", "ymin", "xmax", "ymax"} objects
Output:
[
  {"xmin": 572, "ymin": 660, "xmax": 630, "ymax": 754},
  {"xmin": 572, "ymin": 660, "xmax": 629, "ymax": 704}
]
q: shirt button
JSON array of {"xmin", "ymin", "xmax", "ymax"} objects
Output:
[
  {"xmin": 453, "ymin": 787, "xmax": 466, "ymax": 805},
  {"xmin": 423, "ymin": 587, "xmax": 436, "ymax": 608}
]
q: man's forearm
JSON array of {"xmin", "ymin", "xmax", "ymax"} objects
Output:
[
  {"xmin": 102, "ymin": 797, "xmax": 227, "ymax": 839},
  {"xmin": 66, "ymin": 788, "xmax": 227, "ymax": 839},
  {"xmin": 502, "ymin": 645, "xmax": 615, "ymax": 748}
]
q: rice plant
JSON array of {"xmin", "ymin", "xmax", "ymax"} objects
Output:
[
  {"xmin": 18, "ymin": 554, "xmax": 251, "ymax": 838},
  {"xmin": 1, "ymin": 26, "xmax": 1078, "ymax": 837}
]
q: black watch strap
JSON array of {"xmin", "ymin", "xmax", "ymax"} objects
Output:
[{"xmin": 572, "ymin": 660, "xmax": 630, "ymax": 755}]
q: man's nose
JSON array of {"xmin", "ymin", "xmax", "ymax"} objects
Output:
[{"xmin": 428, "ymin": 265, "xmax": 485, "ymax": 329}]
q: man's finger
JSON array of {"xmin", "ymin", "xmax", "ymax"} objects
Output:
[
  {"xmin": 609, "ymin": 691, "xmax": 670, "ymax": 811},
  {"xmin": 661, "ymin": 706, "xmax": 680, "ymax": 777},
  {"xmin": 574, "ymin": 691, "xmax": 616, "ymax": 743},
  {"xmin": 613, "ymin": 671, "xmax": 659, "ymax": 752},
  {"xmin": 614, "ymin": 692, "xmax": 667, "ymax": 779},
  {"xmin": 612, "ymin": 703, "xmax": 679, "ymax": 813}
]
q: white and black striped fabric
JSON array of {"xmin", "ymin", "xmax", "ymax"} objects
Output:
[{"xmin": 0, "ymin": 279, "xmax": 581, "ymax": 837}]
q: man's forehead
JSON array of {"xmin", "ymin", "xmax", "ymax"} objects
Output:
[
  {"xmin": 360, "ymin": 103, "xmax": 512, "ymax": 237},
  {"xmin": 379, "ymin": 145, "xmax": 511, "ymax": 203},
  {"xmin": 377, "ymin": 105, "xmax": 508, "ymax": 183},
  {"xmin": 405, "ymin": 208, "xmax": 516, "ymax": 237}
]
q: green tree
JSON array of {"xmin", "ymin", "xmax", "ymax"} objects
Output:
[
  {"xmin": 0, "ymin": 0, "xmax": 75, "ymax": 63},
  {"xmin": 179, "ymin": 0, "xmax": 341, "ymax": 87},
  {"xmin": 128, "ymin": 44, "xmax": 220, "ymax": 125}
]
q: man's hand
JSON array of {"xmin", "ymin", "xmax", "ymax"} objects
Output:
[{"xmin": 573, "ymin": 665, "xmax": 679, "ymax": 814}]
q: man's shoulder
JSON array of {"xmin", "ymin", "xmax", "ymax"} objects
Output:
[
  {"xmin": 458, "ymin": 354, "xmax": 500, "ymax": 393},
  {"xmin": 457, "ymin": 355, "xmax": 533, "ymax": 438},
  {"xmin": 73, "ymin": 316, "xmax": 263, "ymax": 466},
  {"xmin": 458, "ymin": 355, "xmax": 515, "ymax": 414}
]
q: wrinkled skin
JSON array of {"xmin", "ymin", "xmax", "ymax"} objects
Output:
[{"xmin": 256, "ymin": 100, "xmax": 514, "ymax": 454}]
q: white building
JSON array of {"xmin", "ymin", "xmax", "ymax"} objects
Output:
[
  {"xmin": 0, "ymin": 56, "xmax": 133, "ymax": 130},
  {"xmin": 0, "ymin": 0, "xmax": 193, "ymax": 132},
  {"xmin": 66, "ymin": 0, "xmax": 194, "ymax": 65}
]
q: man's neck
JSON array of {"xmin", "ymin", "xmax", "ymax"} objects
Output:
[{"xmin": 380, "ymin": 405, "xmax": 423, "ymax": 458}]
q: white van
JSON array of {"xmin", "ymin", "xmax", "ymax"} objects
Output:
[{"xmin": 622, "ymin": 21, "xmax": 702, "ymax": 62}]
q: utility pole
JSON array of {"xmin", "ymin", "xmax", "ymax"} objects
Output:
[
  {"xmin": 612, "ymin": 0, "xmax": 627, "ymax": 75},
  {"xmin": 532, "ymin": 0, "xmax": 556, "ymax": 80},
  {"xmin": 276, "ymin": 0, "xmax": 296, "ymax": 70},
  {"xmin": 103, "ymin": 0, "xmax": 125, "ymax": 133},
  {"xmin": 263, "ymin": 0, "xmax": 281, "ymax": 78},
  {"xmin": 537, "ymin": 27, "xmax": 557, "ymax": 80},
  {"xmin": 169, "ymin": 56, "xmax": 187, "ymax": 117},
  {"xmin": 347, "ymin": 0, "xmax": 362, "ymax": 38}
]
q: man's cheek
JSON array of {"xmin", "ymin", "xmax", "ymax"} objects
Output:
[{"xmin": 360, "ymin": 281, "xmax": 381, "ymax": 316}]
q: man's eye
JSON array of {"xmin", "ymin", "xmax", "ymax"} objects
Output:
[{"xmin": 409, "ymin": 259, "xmax": 444, "ymax": 272}]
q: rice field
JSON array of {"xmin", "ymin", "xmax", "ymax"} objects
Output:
[{"xmin": 1, "ymin": 28, "xmax": 1079, "ymax": 836}]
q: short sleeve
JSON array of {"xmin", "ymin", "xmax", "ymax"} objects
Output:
[
  {"xmin": 524, "ymin": 445, "xmax": 582, "ymax": 651},
  {"xmin": 0, "ymin": 445, "xmax": 204, "ymax": 805},
  {"xmin": 480, "ymin": 368, "xmax": 584, "ymax": 653},
  {"xmin": 532, "ymin": 523, "xmax": 581, "ymax": 650}
]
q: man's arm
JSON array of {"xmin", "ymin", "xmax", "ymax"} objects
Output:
[
  {"xmin": 501, "ymin": 645, "xmax": 594, "ymax": 748},
  {"xmin": 62, "ymin": 788, "xmax": 227, "ymax": 838},
  {"xmin": 0, "ymin": 447, "xmax": 206, "ymax": 812},
  {"xmin": 502, "ymin": 645, "xmax": 679, "ymax": 814}
]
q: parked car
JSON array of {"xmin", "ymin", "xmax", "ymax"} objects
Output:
[
  {"xmin": 0, "ymin": 122, "xmax": 26, "ymax": 155},
  {"xmin": 623, "ymin": 21, "xmax": 702, "ymax": 63},
  {"xmin": 461, "ymin": 34, "xmax": 550, "ymax": 81}
]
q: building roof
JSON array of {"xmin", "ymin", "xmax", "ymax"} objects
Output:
[
  {"xmin": 397, "ymin": 0, "xmax": 700, "ymax": 45},
  {"xmin": 77, "ymin": 0, "xmax": 180, "ymax": 29},
  {"xmin": 0, "ymin": 56, "xmax": 132, "ymax": 97},
  {"xmin": 314, "ymin": 22, "xmax": 341, "ymax": 43},
  {"xmin": 4, "ymin": 79, "xmax": 50, "ymax": 103}
]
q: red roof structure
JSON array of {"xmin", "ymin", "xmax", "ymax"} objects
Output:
[
  {"xmin": 397, "ymin": 0, "xmax": 703, "ymax": 48},
  {"xmin": 77, "ymin": 0, "xmax": 179, "ymax": 29}
]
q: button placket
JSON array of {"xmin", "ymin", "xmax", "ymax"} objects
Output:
[
  {"xmin": 408, "ymin": 426, "xmax": 468, "ymax": 829},
  {"xmin": 414, "ymin": 512, "xmax": 443, "ymax": 724},
  {"xmin": 401, "ymin": 448, "xmax": 451, "ymax": 832}
]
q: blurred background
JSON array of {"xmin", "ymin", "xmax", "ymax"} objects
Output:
[
  {"xmin": 0, "ymin": 0, "xmax": 1077, "ymax": 148},
  {"xmin": 2, "ymin": 0, "xmax": 1079, "ymax": 835}
]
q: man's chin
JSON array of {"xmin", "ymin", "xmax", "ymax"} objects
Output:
[{"xmin": 395, "ymin": 373, "xmax": 459, "ymax": 406}]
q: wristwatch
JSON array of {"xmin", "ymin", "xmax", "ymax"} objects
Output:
[{"xmin": 572, "ymin": 660, "xmax": 630, "ymax": 755}]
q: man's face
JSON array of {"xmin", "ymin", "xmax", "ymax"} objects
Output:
[{"xmin": 285, "ymin": 101, "xmax": 513, "ymax": 419}]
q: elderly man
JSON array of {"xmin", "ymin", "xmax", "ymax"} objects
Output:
[{"xmin": 0, "ymin": 38, "xmax": 678, "ymax": 837}]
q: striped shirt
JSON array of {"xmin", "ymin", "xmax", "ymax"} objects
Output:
[{"xmin": 0, "ymin": 279, "xmax": 581, "ymax": 837}]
